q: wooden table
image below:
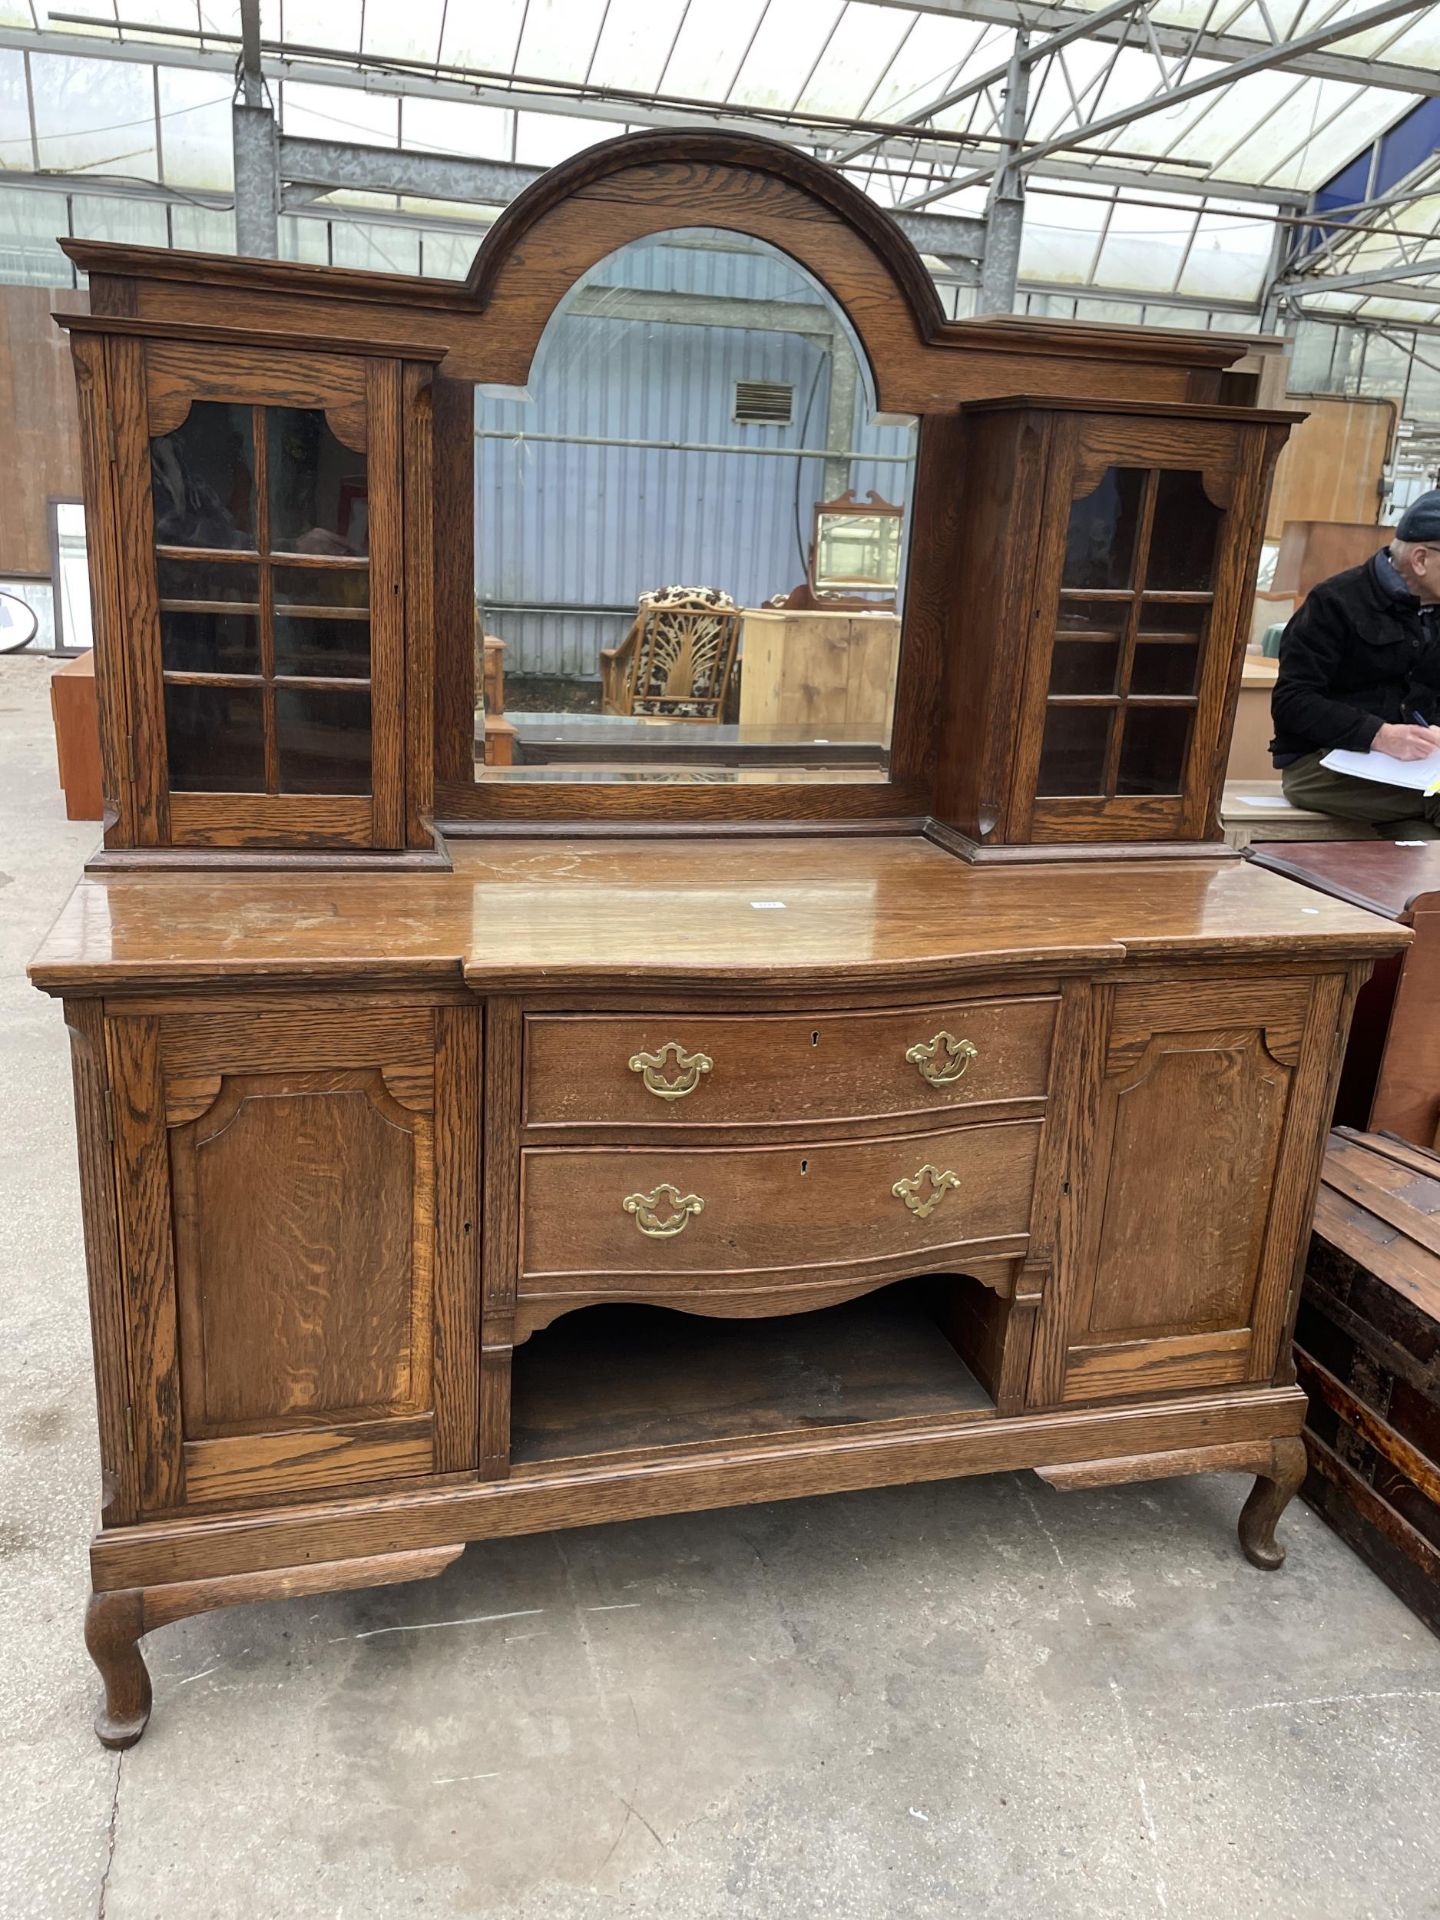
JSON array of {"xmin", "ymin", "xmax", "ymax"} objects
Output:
[{"xmin": 1249, "ymin": 841, "xmax": 1440, "ymax": 1147}]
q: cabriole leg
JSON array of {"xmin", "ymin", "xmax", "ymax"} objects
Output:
[
  {"xmin": 1237, "ymin": 1434, "xmax": 1308, "ymax": 1571},
  {"xmin": 84, "ymin": 1589, "xmax": 152, "ymax": 1750}
]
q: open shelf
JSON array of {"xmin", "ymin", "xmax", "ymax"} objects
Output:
[{"xmin": 510, "ymin": 1280, "xmax": 996, "ymax": 1467}]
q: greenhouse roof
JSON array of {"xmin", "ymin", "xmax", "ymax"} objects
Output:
[{"xmin": 0, "ymin": 1, "xmax": 1436, "ymax": 320}]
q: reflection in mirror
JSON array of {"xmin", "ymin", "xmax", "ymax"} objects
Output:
[{"xmin": 473, "ymin": 228, "xmax": 918, "ymax": 786}]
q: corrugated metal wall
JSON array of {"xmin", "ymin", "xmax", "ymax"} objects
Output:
[{"xmin": 475, "ymin": 231, "xmax": 916, "ymax": 683}]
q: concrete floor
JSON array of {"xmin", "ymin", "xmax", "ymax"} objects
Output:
[{"xmin": 3, "ymin": 653, "xmax": 1439, "ymax": 1920}]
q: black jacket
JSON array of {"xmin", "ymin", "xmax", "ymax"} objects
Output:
[{"xmin": 1270, "ymin": 551, "xmax": 1440, "ymax": 760}]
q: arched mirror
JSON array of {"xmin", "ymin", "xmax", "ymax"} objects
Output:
[{"xmin": 472, "ymin": 227, "xmax": 918, "ymax": 787}]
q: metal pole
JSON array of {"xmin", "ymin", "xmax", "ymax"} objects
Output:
[
  {"xmin": 979, "ymin": 31, "xmax": 1031, "ymax": 316},
  {"xmin": 231, "ymin": 0, "xmax": 277, "ymax": 258}
]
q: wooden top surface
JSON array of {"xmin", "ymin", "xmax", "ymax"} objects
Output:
[
  {"xmin": 29, "ymin": 836, "xmax": 1409, "ymax": 996},
  {"xmin": 1249, "ymin": 841, "xmax": 1440, "ymax": 921}
]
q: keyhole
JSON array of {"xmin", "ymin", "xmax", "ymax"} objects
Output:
[
  {"xmin": 811, "ymin": 1031, "xmax": 819, "ymax": 1046},
  {"xmin": 800, "ymin": 1158, "xmax": 809, "ymax": 1175}
]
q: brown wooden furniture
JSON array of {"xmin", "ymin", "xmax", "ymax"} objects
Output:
[
  {"xmin": 1249, "ymin": 842, "xmax": 1440, "ymax": 1148},
  {"xmin": 30, "ymin": 129, "xmax": 1411, "ymax": 1750},
  {"xmin": 769, "ymin": 489, "xmax": 906, "ymax": 611},
  {"xmin": 49, "ymin": 649, "xmax": 103, "ymax": 821},
  {"xmin": 1295, "ymin": 1129, "xmax": 1440, "ymax": 1637},
  {"xmin": 478, "ymin": 634, "xmax": 517, "ymax": 769},
  {"xmin": 737, "ymin": 608, "xmax": 901, "ymax": 738},
  {"xmin": 1271, "ymin": 519, "xmax": 1394, "ymax": 604},
  {"xmin": 599, "ymin": 588, "xmax": 742, "ymax": 721},
  {"xmin": 1225, "ymin": 653, "xmax": 1279, "ymax": 786}
]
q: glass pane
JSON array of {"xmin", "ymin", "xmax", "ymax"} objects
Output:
[
  {"xmin": 160, "ymin": 610, "xmax": 261, "ymax": 676},
  {"xmin": 151, "ymin": 402, "xmax": 256, "ymax": 549},
  {"xmin": 1050, "ymin": 597, "xmax": 1127, "ymax": 695},
  {"xmin": 165, "ymin": 684, "xmax": 264, "ymax": 791},
  {"xmin": 272, "ymin": 562, "xmax": 369, "ymax": 608},
  {"xmin": 274, "ymin": 614, "xmax": 371, "ymax": 679},
  {"xmin": 157, "ymin": 555, "xmax": 259, "ymax": 606},
  {"xmin": 1145, "ymin": 471, "xmax": 1221, "ymax": 591},
  {"xmin": 1117, "ymin": 707, "xmax": 1192, "ymax": 795},
  {"xmin": 1130, "ymin": 642, "xmax": 1199, "ymax": 696},
  {"xmin": 1132, "ymin": 597, "xmax": 1206, "ymax": 694},
  {"xmin": 1062, "ymin": 468, "xmax": 1144, "ymax": 590},
  {"xmin": 1037, "ymin": 705, "xmax": 1110, "ymax": 796},
  {"xmin": 276, "ymin": 686, "xmax": 372, "ymax": 794},
  {"xmin": 266, "ymin": 410, "xmax": 369, "ymax": 556},
  {"xmin": 1049, "ymin": 640, "xmax": 1121, "ymax": 696}
]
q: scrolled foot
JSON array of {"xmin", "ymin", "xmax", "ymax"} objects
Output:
[
  {"xmin": 1237, "ymin": 1435, "xmax": 1308, "ymax": 1571},
  {"xmin": 85, "ymin": 1589, "xmax": 152, "ymax": 1749}
]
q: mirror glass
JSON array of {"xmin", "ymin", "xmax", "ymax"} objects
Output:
[{"xmin": 473, "ymin": 227, "xmax": 918, "ymax": 787}]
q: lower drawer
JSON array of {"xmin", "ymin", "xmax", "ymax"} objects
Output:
[{"xmin": 519, "ymin": 1119, "xmax": 1041, "ymax": 1289}]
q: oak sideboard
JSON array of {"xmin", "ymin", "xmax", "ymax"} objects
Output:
[{"xmin": 30, "ymin": 128, "xmax": 1408, "ymax": 1746}]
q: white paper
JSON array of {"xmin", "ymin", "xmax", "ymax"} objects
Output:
[{"xmin": 1320, "ymin": 745, "xmax": 1440, "ymax": 793}]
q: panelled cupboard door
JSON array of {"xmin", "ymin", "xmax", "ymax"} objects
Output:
[
  {"xmin": 104, "ymin": 1003, "xmax": 479, "ymax": 1513},
  {"xmin": 109, "ymin": 339, "xmax": 407, "ymax": 849},
  {"xmin": 1056, "ymin": 973, "xmax": 1342, "ymax": 1404},
  {"xmin": 1010, "ymin": 413, "xmax": 1266, "ymax": 844}
]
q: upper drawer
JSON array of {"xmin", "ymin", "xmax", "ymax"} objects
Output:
[{"xmin": 523, "ymin": 996, "xmax": 1058, "ymax": 1130}]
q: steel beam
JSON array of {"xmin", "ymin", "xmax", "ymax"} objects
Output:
[
  {"xmin": 277, "ymin": 136, "xmax": 986, "ymax": 266},
  {"xmin": 1278, "ymin": 256, "xmax": 1440, "ymax": 295},
  {"xmin": 979, "ymin": 30, "xmax": 1031, "ymax": 316},
  {"xmin": 232, "ymin": 103, "xmax": 279, "ymax": 259},
  {"xmin": 858, "ymin": 0, "xmax": 1440, "ymax": 95},
  {"xmin": 899, "ymin": 0, "xmax": 1437, "ymax": 208}
]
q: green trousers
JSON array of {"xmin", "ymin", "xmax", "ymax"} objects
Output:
[{"xmin": 1280, "ymin": 747, "xmax": 1440, "ymax": 840}]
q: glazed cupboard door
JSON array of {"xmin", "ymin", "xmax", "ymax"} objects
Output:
[
  {"xmin": 1046, "ymin": 973, "xmax": 1346, "ymax": 1405},
  {"xmin": 1011, "ymin": 413, "xmax": 1270, "ymax": 844},
  {"xmin": 108, "ymin": 339, "xmax": 407, "ymax": 849},
  {"xmin": 104, "ymin": 1002, "xmax": 479, "ymax": 1512}
]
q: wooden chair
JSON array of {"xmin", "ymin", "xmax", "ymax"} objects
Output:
[{"xmin": 600, "ymin": 586, "xmax": 741, "ymax": 721}]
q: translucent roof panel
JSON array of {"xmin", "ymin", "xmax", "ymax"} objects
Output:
[{"xmin": 1, "ymin": 0, "xmax": 1439, "ymax": 330}]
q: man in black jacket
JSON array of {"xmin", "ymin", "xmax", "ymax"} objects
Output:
[{"xmin": 1271, "ymin": 488, "xmax": 1440, "ymax": 837}]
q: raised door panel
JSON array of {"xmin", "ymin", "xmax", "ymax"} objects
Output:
[
  {"xmin": 1059, "ymin": 975, "xmax": 1320, "ymax": 1403},
  {"xmin": 107, "ymin": 1003, "xmax": 478, "ymax": 1512}
]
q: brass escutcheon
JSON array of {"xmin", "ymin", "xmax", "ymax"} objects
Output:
[
  {"xmin": 623, "ymin": 1183, "xmax": 705, "ymax": 1238},
  {"xmin": 628, "ymin": 1040, "xmax": 714, "ymax": 1101},
  {"xmin": 905, "ymin": 1030, "xmax": 978, "ymax": 1088},
  {"xmin": 892, "ymin": 1165, "xmax": 962, "ymax": 1220}
]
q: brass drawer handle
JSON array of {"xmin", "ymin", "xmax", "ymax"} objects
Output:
[
  {"xmin": 905, "ymin": 1030, "xmax": 978, "ymax": 1088},
  {"xmin": 628, "ymin": 1041, "xmax": 714, "ymax": 1101},
  {"xmin": 623, "ymin": 1183, "xmax": 705, "ymax": 1238},
  {"xmin": 892, "ymin": 1165, "xmax": 962, "ymax": 1220}
]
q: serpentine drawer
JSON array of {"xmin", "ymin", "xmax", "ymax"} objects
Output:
[
  {"xmin": 523, "ymin": 995, "xmax": 1057, "ymax": 1130},
  {"xmin": 518, "ymin": 1118, "xmax": 1042, "ymax": 1291}
]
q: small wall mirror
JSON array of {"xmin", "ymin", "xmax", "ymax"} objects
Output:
[
  {"xmin": 473, "ymin": 226, "xmax": 918, "ymax": 787},
  {"xmin": 812, "ymin": 492, "xmax": 905, "ymax": 601}
]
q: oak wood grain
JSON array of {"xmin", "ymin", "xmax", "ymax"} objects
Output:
[
  {"xmin": 104, "ymin": 1016, "xmax": 183, "ymax": 1511},
  {"xmin": 28, "ymin": 840, "xmax": 1409, "ymax": 998},
  {"xmin": 523, "ymin": 995, "xmax": 1057, "ymax": 1131},
  {"xmin": 89, "ymin": 1385, "xmax": 1309, "ymax": 1591}
]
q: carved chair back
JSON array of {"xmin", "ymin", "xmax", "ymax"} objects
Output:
[{"xmin": 601, "ymin": 586, "xmax": 742, "ymax": 721}]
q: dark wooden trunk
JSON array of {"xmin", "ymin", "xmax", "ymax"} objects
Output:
[{"xmin": 1295, "ymin": 1128, "xmax": 1440, "ymax": 1636}]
